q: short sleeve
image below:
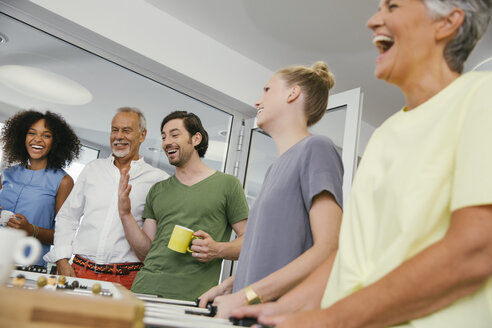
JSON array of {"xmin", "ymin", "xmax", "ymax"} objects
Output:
[
  {"xmin": 300, "ymin": 136, "xmax": 344, "ymax": 210},
  {"xmin": 142, "ymin": 183, "xmax": 157, "ymax": 220},
  {"xmin": 225, "ymin": 176, "xmax": 249, "ymax": 225},
  {"xmin": 451, "ymin": 79, "xmax": 492, "ymax": 210}
]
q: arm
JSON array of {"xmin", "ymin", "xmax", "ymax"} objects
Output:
[
  {"xmin": 118, "ymin": 168, "xmax": 156, "ymax": 261},
  {"xmin": 56, "ymin": 258, "xmax": 76, "ymax": 277},
  {"xmin": 231, "ymin": 251, "xmax": 337, "ymax": 319},
  {"xmin": 8, "ymin": 214, "xmax": 53, "ymax": 245},
  {"xmin": 261, "ymin": 205, "xmax": 492, "ymax": 328},
  {"xmin": 46, "ymin": 170, "xmax": 87, "ymax": 274},
  {"xmin": 56, "ymin": 175, "xmax": 74, "ymax": 214},
  {"xmin": 191, "ymin": 219, "xmax": 247, "ymax": 262},
  {"xmin": 215, "ymin": 191, "xmax": 342, "ymax": 318},
  {"xmin": 40, "ymin": 174, "xmax": 73, "ymax": 244}
]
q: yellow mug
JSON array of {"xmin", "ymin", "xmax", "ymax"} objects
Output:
[{"xmin": 168, "ymin": 225, "xmax": 197, "ymax": 254}]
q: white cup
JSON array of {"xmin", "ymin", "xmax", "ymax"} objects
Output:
[
  {"xmin": 0, "ymin": 228, "xmax": 41, "ymax": 284},
  {"xmin": 0, "ymin": 210, "xmax": 15, "ymax": 227}
]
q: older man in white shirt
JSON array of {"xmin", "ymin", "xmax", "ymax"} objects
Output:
[{"xmin": 44, "ymin": 107, "xmax": 168, "ymax": 288}]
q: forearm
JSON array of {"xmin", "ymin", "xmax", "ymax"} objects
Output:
[
  {"xmin": 17, "ymin": 221, "xmax": 53, "ymax": 245},
  {"xmin": 229, "ymin": 253, "xmax": 337, "ymax": 323},
  {"xmin": 326, "ymin": 236, "xmax": 492, "ymax": 328},
  {"xmin": 33, "ymin": 226, "xmax": 54, "ymax": 245},
  {"xmin": 220, "ymin": 275, "xmax": 236, "ymax": 294},
  {"xmin": 251, "ymin": 244, "xmax": 336, "ymax": 303},
  {"xmin": 276, "ymin": 251, "xmax": 337, "ymax": 312},
  {"xmin": 216, "ymin": 235, "xmax": 243, "ymax": 260},
  {"xmin": 56, "ymin": 258, "xmax": 76, "ymax": 276},
  {"xmin": 120, "ymin": 214, "xmax": 152, "ymax": 261}
]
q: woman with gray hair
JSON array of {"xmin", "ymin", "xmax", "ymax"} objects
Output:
[{"xmin": 232, "ymin": 1, "xmax": 492, "ymax": 327}]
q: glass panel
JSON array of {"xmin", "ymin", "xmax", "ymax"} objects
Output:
[
  {"xmin": 309, "ymin": 106, "xmax": 347, "ymax": 155},
  {"xmin": 243, "ymin": 130, "xmax": 277, "ymax": 207},
  {"xmin": 65, "ymin": 145, "xmax": 100, "ymax": 182},
  {"xmin": 0, "ymin": 13, "xmax": 232, "ymax": 174}
]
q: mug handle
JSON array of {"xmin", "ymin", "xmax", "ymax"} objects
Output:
[
  {"xmin": 186, "ymin": 236, "xmax": 199, "ymax": 253},
  {"xmin": 13, "ymin": 237, "xmax": 41, "ymax": 266}
]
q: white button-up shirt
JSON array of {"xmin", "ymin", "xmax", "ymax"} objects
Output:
[{"xmin": 44, "ymin": 155, "xmax": 168, "ymax": 264}]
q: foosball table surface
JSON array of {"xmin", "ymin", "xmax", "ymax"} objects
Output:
[{"xmin": 1, "ymin": 270, "xmax": 258, "ymax": 328}]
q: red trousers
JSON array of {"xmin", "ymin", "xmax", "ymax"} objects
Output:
[{"xmin": 71, "ymin": 262, "xmax": 139, "ymax": 290}]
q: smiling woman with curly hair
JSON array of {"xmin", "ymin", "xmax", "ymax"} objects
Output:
[{"xmin": 0, "ymin": 110, "xmax": 81, "ymax": 266}]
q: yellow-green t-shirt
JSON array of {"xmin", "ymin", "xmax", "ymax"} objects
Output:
[{"xmin": 322, "ymin": 71, "xmax": 492, "ymax": 327}]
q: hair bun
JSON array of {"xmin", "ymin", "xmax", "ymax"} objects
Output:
[{"xmin": 312, "ymin": 61, "xmax": 335, "ymax": 91}]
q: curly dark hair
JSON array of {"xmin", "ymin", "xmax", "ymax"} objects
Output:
[
  {"xmin": 160, "ymin": 111, "xmax": 209, "ymax": 157},
  {"xmin": 1, "ymin": 110, "xmax": 81, "ymax": 170}
]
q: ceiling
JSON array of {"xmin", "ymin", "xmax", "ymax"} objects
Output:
[
  {"xmin": 0, "ymin": 0, "xmax": 491, "ymax": 174},
  {"xmin": 147, "ymin": 0, "xmax": 492, "ymax": 127},
  {"xmin": 0, "ymin": 10, "xmax": 233, "ymax": 174}
]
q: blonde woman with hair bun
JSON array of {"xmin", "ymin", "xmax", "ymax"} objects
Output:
[
  {"xmin": 276, "ymin": 61, "xmax": 335, "ymax": 127},
  {"xmin": 198, "ymin": 62, "xmax": 344, "ymax": 318}
]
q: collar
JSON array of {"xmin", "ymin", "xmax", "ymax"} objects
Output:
[{"xmin": 107, "ymin": 154, "xmax": 145, "ymax": 169}]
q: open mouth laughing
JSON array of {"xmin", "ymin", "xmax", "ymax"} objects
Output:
[
  {"xmin": 373, "ymin": 34, "xmax": 394, "ymax": 54},
  {"xmin": 30, "ymin": 145, "xmax": 44, "ymax": 150},
  {"xmin": 113, "ymin": 141, "xmax": 129, "ymax": 148},
  {"xmin": 29, "ymin": 144, "xmax": 45, "ymax": 153},
  {"xmin": 165, "ymin": 147, "xmax": 179, "ymax": 156},
  {"xmin": 256, "ymin": 107, "xmax": 264, "ymax": 119}
]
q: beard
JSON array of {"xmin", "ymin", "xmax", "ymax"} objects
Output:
[
  {"xmin": 112, "ymin": 144, "xmax": 130, "ymax": 158},
  {"xmin": 167, "ymin": 149, "xmax": 188, "ymax": 167},
  {"xmin": 166, "ymin": 139, "xmax": 194, "ymax": 167},
  {"xmin": 113, "ymin": 149, "xmax": 130, "ymax": 158}
]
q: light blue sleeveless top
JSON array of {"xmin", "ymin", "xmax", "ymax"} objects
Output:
[{"xmin": 0, "ymin": 165, "xmax": 67, "ymax": 266}]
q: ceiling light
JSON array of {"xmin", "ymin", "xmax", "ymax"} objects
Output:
[{"xmin": 0, "ymin": 65, "xmax": 93, "ymax": 105}]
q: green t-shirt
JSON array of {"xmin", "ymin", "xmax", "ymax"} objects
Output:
[{"xmin": 131, "ymin": 171, "xmax": 249, "ymax": 301}]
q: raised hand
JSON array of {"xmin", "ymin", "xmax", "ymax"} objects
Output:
[{"xmin": 118, "ymin": 168, "xmax": 132, "ymax": 218}]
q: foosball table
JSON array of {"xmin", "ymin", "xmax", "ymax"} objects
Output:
[{"xmin": 1, "ymin": 270, "xmax": 266, "ymax": 328}]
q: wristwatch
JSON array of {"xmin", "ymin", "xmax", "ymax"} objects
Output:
[{"xmin": 243, "ymin": 285, "xmax": 262, "ymax": 305}]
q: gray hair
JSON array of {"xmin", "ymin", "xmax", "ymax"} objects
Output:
[
  {"xmin": 116, "ymin": 107, "xmax": 146, "ymax": 131},
  {"xmin": 424, "ymin": 0, "xmax": 492, "ymax": 73}
]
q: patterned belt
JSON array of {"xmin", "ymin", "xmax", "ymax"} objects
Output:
[{"xmin": 73, "ymin": 255, "xmax": 143, "ymax": 275}]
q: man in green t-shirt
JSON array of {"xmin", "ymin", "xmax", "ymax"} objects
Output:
[{"xmin": 117, "ymin": 111, "xmax": 249, "ymax": 300}]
